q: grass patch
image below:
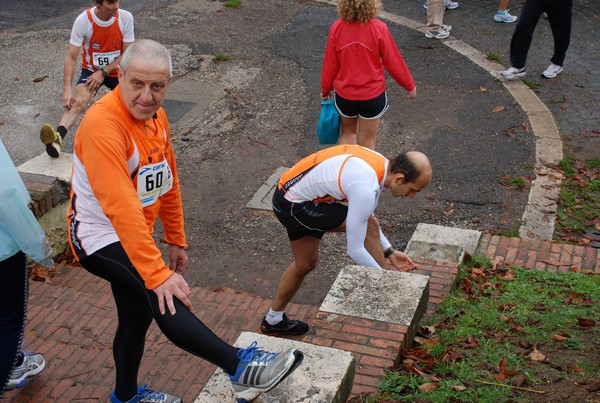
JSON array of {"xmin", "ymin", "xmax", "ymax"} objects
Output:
[
  {"xmin": 223, "ymin": 0, "xmax": 242, "ymax": 9},
  {"xmin": 550, "ymin": 96, "xmax": 568, "ymax": 104},
  {"xmin": 487, "ymin": 53, "xmax": 501, "ymax": 63},
  {"xmin": 355, "ymin": 259, "xmax": 600, "ymax": 403},
  {"xmin": 554, "ymin": 155, "xmax": 600, "ymax": 245},
  {"xmin": 522, "ymin": 79, "xmax": 542, "ymax": 90},
  {"xmin": 499, "ymin": 175, "xmax": 527, "ymax": 191},
  {"xmin": 500, "ymin": 227, "xmax": 521, "ymax": 238},
  {"xmin": 212, "ymin": 53, "xmax": 231, "ymax": 62}
]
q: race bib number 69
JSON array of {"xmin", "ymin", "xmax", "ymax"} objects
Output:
[{"xmin": 93, "ymin": 50, "xmax": 121, "ymax": 69}]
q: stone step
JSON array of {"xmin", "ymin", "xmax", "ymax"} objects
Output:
[
  {"xmin": 196, "ymin": 332, "xmax": 355, "ymax": 403},
  {"xmin": 405, "ymin": 223, "xmax": 482, "ymax": 264},
  {"xmin": 320, "ymin": 265, "xmax": 430, "ymax": 349}
]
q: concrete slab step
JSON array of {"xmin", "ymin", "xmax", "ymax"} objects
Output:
[
  {"xmin": 17, "ymin": 152, "xmax": 73, "ymax": 184},
  {"xmin": 405, "ymin": 223, "xmax": 482, "ymax": 264},
  {"xmin": 196, "ymin": 332, "xmax": 355, "ymax": 403}
]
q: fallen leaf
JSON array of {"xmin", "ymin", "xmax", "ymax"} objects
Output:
[
  {"xmin": 586, "ymin": 382, "xmax": 600, "ymax": 392},
  {"xmin": 418, "ymin": 382, "xmax": 439, "ymax": 393},
  {"xmin": 413, "ymin": 336, "xmax": 438, "ymax": 347},
  {"xmin": 33, "ymin": 75, "xmax": 49, "ymax": 83},
  {"xmin": 519, "ymin": 340, "xmax": 532, "ymax": 349},
  {"xmin": 443, "ymin": 203, "xmax": 455, "ymax": 215},
  {"xmin": 499, "ymin": 270, "xmax": 516, "ymax": 281},
  {"xmin": 0, "ymin": 120, "xmax": 5, "ymax": 126},
  {"xmin": 471, "ymin": 268, "xmax": 485, "ymax": 277},
  {"xmin": 479, "ymin": 86, "xmax": 488, "ymax": 92},
  {"xmin": 492, "ymin": 105, "xmax": 505, "ymax": 113},
  {"xmin": 498, "ymin": 357, "xmax": 518, "ymax": 376},
  {"xmin": 463, "ymin": 335, "xmax": 479, "ymax": 349},
  {"xmin": 450, "ymin": 384, "xmax": 467, "ymax": 391},
  {"xmin": 492, "ymin": 373, "xmax": 507, "ymax": 381},
  {"xmin": 551, "ymin": 334, "xmax": 569, "ymax": 342},
  {"xmin": 577, "ymin": 317, "xmax": 595, "ymax": 327},
  {"xmin": 528, "ymin": 348, "xmax": 546, "ymax": 362},
  {"xmin": 499, "ymin": 314, "xmax": 512, "ymax": 323},
  {"xmin": 570, "ymin": 365, "xmax": 584, "ymax": 373}
]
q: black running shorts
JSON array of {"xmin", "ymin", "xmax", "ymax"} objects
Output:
[
  {"xmin": 334, "ymin": 91, "xmax": 389, "ymax": 119},
  {"xmin": 272, "ymin": 188, "xmax": 347, "ymax": 241}
]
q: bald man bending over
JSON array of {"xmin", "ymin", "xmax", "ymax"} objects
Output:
[{"xmin": 260, "ymin": 145, "xmax": 432, "ymax": 336}]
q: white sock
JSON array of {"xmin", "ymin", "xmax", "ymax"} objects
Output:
[{"xmin": 266, "ymin": 309, "xmax": 285, "ymax": 325}]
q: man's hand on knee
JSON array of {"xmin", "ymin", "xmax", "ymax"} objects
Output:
[{"xmin": 153, "ymin": 272, "xmax": 192, "ymax": 315}]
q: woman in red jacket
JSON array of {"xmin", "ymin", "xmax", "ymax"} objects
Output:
[{"xmin": 321, "ymin": 0, "xmax": 416, "ymax": 150}]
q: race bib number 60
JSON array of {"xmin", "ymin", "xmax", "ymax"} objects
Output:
[{"xmin": 137, "ymin": 159, "xmax": 174, "ymax": 207}]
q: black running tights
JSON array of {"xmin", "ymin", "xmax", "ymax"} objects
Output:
[
  {"xmin": 80, "ymin": 242, "xmax": 239, "ymax": 401},
  {"xmin": 0, "ymin": 251, "xmax": 27, "ymax": 397}
]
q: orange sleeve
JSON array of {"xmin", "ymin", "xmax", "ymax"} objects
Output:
[{"xmin": 77, "ymin": 107, "xmax": 173, "ymax": 290}]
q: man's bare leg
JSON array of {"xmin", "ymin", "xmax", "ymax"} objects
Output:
[{"xmin": 261, "ymin": 236, "xmax": 321, "ymax": 335}]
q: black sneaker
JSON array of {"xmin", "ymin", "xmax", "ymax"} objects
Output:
[{"xmin": 260, "ymin": 313, "xmax": 309, "ymax": 336}]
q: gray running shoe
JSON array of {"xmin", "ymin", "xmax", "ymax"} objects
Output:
[
  {"xmin": 230, "ymin": 341, "xmax": 304, "ymax": 401},
  {"xmin": 6, "ymin": 350, "xmax": 45, "ymax": 390},
  {"xmin": 494, "ymin": 10, "xmax": 518, "ymax": 23},
  {"xmin": 425, "ymin": 29, "xmax": 450, "ymax": 40},
  {"xmin": 109, "ymin": 384, "xmax": 181, "ymax": 403}
]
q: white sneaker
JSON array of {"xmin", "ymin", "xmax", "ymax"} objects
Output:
[
  {"xmin": 440, "ymin": 24, "xmax": 452, "ymax": 32},
  {"xmin": 501, "ymin": 66, "xmax": 526, "ymax": 79},
  {"xmin": 423, "ymin": 0, "xmax": 459, "ymax": 10},
  {"xmin": 445, "ymin": 0, "xmax": 459, "ymax": 9},
  {"xmin": 542, "ymin": 63, "xmax": 563, "ymax": 79},
  {"xmin": 494, "ymin": 10, "xmax": 518, "ymax": 23},
  {"xmin": 6, "ymin": 351, "xmax": 45, "ymax": 390},
  {"xmin": 425, "ymin": 29, "xmax": 450, "ymax": 39}
]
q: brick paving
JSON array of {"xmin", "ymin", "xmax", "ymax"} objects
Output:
[{"xmin": 4, "ymin": 236, "xmax": 598, "ymax": 402}]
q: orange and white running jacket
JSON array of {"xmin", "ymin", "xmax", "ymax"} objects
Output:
[
  {"xmin": 67, "ymin": 86, "xmax": 187, "ymax": 290},
  {"xmin": 279, "ymin": 145, "xmax": 392, "ymax": 269}
]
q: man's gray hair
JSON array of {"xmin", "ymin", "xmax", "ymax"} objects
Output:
[{"xmin": 120, "ymin": 39, "xmax": 173, "ymax": 77}]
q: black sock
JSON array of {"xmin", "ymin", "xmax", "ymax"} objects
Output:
[{"xmin": 57, "ymin": 126, "xmax": 67, "ymax": 140}]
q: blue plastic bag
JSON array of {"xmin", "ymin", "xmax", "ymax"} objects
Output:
[{"xmin": 317, "ymin": 99, "xmax": 340, "ymax": 145}]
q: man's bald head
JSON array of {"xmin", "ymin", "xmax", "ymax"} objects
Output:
[{"xmin": 389, "ymin": 151, "xmax": 432, "ymax": 185}]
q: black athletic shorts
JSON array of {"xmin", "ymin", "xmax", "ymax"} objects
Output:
[
  {"xmin": 272, "ymin": 188, "xmax": 347, "ymax": 241},
  {"xmin": 334, "ymin": 91, "xmax": 389, "ymax": 119},
  {"xmin": 77, "ymin": 69, "xmax": 119, "ymax": 90}
]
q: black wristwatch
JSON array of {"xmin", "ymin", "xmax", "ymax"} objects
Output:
[
  {"xmin": 100, "ymin": 68, "xmax": 108, "ymax": 78},
  {"xmin": 384, "ymin": 247, "xmax": 395, "ymax": 259}
]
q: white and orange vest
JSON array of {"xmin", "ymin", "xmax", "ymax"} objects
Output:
[{"xmin": 279, "ymin": 144, "xmax": 388, "ymax": 203}]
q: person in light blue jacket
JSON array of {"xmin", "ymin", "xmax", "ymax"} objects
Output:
[{"xmin": 0, "ymin": 139, "xmax": 53, "ymax": 396}]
